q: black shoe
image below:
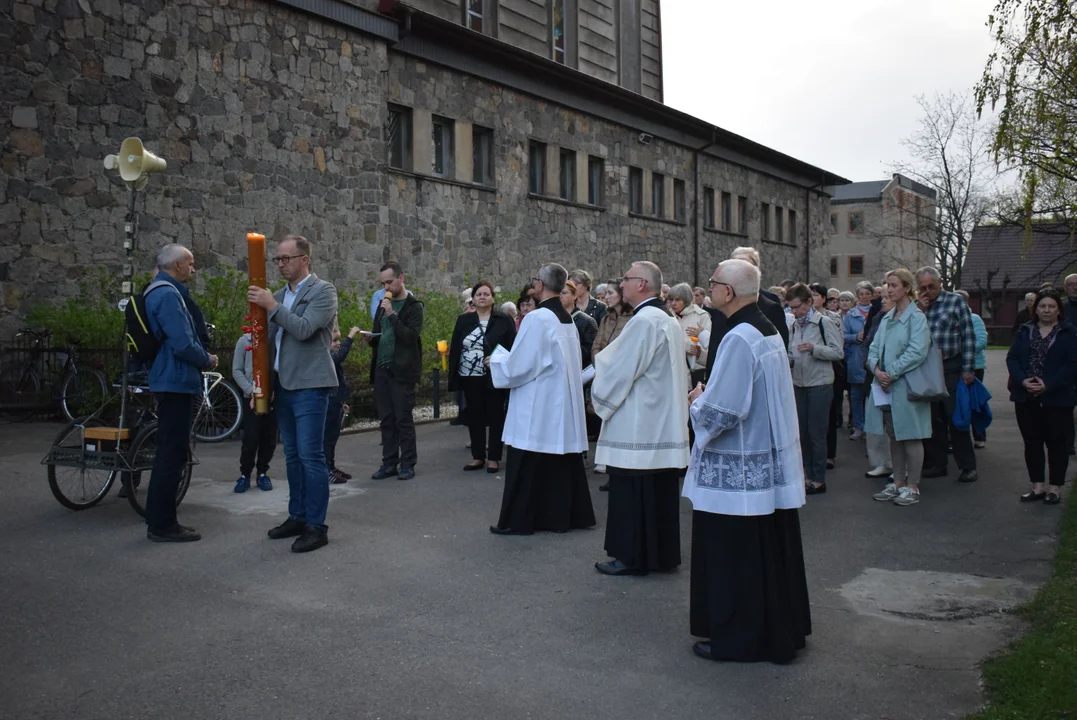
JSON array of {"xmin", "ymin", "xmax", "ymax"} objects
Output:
[
  {"xmin": 463, "ymin": 462, "xmax": 485, "ymax": 472},
  {"xmin": 147, "ymin": 526, "xmax": 201, "ymax": 543},
  {"xmin": 398, "ymin": 465, "xmax": 415, "ymax": 481},
  {"xmin": 958, "ymin": 470, "xmax": 978, "ymax": 483},
  {"xmin": 595, "ymin": 559, "xmax": 647, "ymax": 576},
  {"xmin": 291, "ymin": 527, "xmax": 328, "ymax": 553},
  {"xmin": 1045, "ymin": 492, "xmax": 1062, "ymax": 505},
  {"xmin": 487, "ymin": 463, "xmax": 499, "ymax": 474},
  {"xmin": 922, "ymin": 466, "xmax": 947, "ymax": 479},
  {"xmin": 692, "ymin": 641, "xmax": 718, "ymax": 661},
  {"xmin": 371, "ymin": 464, "xmax": 398, "ymax": 480},
  {"xmin": 805, "ymin": 483, "xmax": 827, "ymax": 495},
  {"xmin": 1020, "ymin": 491, "xmax": 1047, "ymax": 502},
  {"xmin": 489, "ymin": 525, "xmax": 531, "ymax": 535},
  {"xmin": 826, "ymin": 459, "xmax": 835, "ymax": 470},
  {"xmin": 598, "ymin": 483, "xmax": 609, "ymax": 492},
  {"xmin": 267, "ymin": 518, "xmax": 306, "ymax": 540}
]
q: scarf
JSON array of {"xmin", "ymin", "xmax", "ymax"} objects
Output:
[{"xmin": 795, "ymin": 307, "xmax": 814, "ymax": 332}]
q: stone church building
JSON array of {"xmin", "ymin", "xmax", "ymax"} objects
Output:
[{"xmin": 1, "ymin": 0, "xmax": 848, "ymax": 329}]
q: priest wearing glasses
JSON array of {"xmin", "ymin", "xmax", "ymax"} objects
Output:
[
  {"xmin": 488, "ymin": 263, "xmax": 597, "ymax": 535},
  {"xmin": 592, "ymin": 261, "xmax": 690, "ymax": 576},
  {"xmin": 684, "ymin": 259, "xmax": 811, "ymax": 664}
]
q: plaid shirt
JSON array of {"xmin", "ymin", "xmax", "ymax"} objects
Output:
[{"xmin": 924, "ymin": 290, "xmax": 976, "ymax": 373}]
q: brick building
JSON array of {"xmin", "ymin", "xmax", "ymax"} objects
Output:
[{"xmin": 0, "ymin": 0, "xmax": 848, "ymax": 334}]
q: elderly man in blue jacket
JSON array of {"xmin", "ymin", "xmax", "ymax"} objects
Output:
[{"xmin": 144, "ymin": 244, "xmax": 218, "ymax": 543}]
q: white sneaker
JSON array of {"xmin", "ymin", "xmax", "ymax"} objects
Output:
[
  {"xmin": 873, "ymin": 483, "xmax": 900, "ymax": 501},
  {"xmin": 850, "ymin": 429, "xmax": 865, "ymax": 440},
  {"xmin": 893, "ymin": 486, "xmax": 920, "ymax": 506},
  {"xmin": 865, "ymin": 465, "xmax": 892, "ymax": 478}
]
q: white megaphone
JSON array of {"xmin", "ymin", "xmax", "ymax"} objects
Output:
[{"xmin": 117, "ymin": 137, "xmax": 166, "ymax": 183}]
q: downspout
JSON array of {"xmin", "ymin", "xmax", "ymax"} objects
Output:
[{"xmin": 693, "ymin": 130, "xmax": 718, "ymax": 286}]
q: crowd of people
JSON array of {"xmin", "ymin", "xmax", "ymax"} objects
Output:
[{"xmin": 135, "ymin": 235, "xmax": 1077, "ymax": 665}]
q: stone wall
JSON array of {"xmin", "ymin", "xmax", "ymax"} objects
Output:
[{"xmin": 0, "ymin": 0, "xmax": 826, "ymax": 340}]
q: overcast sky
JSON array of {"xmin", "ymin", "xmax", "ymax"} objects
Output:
[{"xmin": 661, "ymin": 0, "xmax": 998, "ymax": 182}]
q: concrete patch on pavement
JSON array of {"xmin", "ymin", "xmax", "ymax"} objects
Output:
[
  {"xmin": 183, "ymin": 475, "xmax": 366, "ymax": 515},
  {"xmin": 840, "ymin": 568, "xmax": 1035, "ymax": 622}
]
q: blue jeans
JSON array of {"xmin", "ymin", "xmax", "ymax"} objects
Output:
[
  {"xmin": 795, "ymin": 384, "xmax": 833, "ymax": 484},
  {"xmin": 275, "ymin": 381, "xmax": 331, "ymax": 530},
  {"xmin": 849, "ymin": 383, "xmax": 867, "ymax": 431}
]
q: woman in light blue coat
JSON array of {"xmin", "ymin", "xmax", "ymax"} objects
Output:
[{"xmin": 865, "ymin": 269, "xmax": 933, "ymax": 506}]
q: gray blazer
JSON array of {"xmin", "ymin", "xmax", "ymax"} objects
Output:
[{"xmin": 268, "ymin": 273, "xmax": 339, "ymax": 391}]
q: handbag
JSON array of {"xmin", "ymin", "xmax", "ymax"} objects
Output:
[{"xmin": 902, "ymin": 314, "xmax": 949, "ymax": 402}]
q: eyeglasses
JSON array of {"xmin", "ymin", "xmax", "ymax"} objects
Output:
[
  {"xmin": 708, "ymin": 279, "xmax": 736, "ymax": 297},
  {"xmin": 272, "ymin": 254, "xmax": 307, "ymax": 265}
]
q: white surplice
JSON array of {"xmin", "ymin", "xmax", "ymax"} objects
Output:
[
  {"xmin": 683, "ymin": 322, "xmax": 806, "ymax": 516},
  {"xmin": 490, "ymin": 306, "xmax": 588, "ymax": 455},
  {"xmin": 592, "ymin": 305, "xmax": 690, "ymax": 470}
]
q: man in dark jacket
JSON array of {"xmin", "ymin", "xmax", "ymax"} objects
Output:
[
  {"xmin": 368, "ymin": 262, "xmax": 425, "ymax": 481},
  {"xmin": 703, "ymin": 247, "xmax": 789, "ymax": 382}
]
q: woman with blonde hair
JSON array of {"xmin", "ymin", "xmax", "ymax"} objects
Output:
[{"xmin": 866, "ymin": 268, "xmax": 933, "ymax": 506}]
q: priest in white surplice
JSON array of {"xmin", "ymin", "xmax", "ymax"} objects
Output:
[
  {"xmin": 488, "ymin": 263, "xmax": 597, "ymax": 535},
  {"xmin": 591, "ymin": 261, "xmax": 690, "ymax": 576},
  {"xmin": 684, "ymin": 259, "xmax": 811, "ymax": 664}
]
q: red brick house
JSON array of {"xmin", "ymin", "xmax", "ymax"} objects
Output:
[{"xmin": 962, "ymin": 223, "xmax": 1077, "ymax": 343}]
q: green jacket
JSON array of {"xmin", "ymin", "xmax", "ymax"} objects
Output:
[{"xmin": 865, "ymin": 304, "xmax": 933, "ymax": 441}]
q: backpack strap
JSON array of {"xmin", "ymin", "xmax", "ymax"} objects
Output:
[{"xmin": 143, "ymin": 279, "xmax": 178, "ymax": 297}]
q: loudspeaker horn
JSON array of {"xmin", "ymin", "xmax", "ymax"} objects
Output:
[{"xmin": 118, "ymin": 137, "xmax": 167, "ymax": 183}]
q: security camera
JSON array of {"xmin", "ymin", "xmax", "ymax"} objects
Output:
[{"xmin": 638, "ymin": 132, "xmax": 653, "ymax": 145}]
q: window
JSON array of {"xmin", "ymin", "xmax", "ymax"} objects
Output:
[
  {"xmin": 738, "ymin": 196, "xmax": 747, "ymax": 234},
  {"xmin": 529, "ymin": 141, "xmax": 546, "ymax": 194},
  {"xmin": 559, "ymin": 148, "xmax": 575, "ymax": 201},
  {"xmin": 775, "ymin": 205, "xmax": 784, "ymax": 243},
  {"xmin": 386, "ymin": 105, "xmax": 412, "ymax": 170},
  {"xmin": 551, "ymin": 0, "xmax": 566, "ymax": 64},
  {"xmin": 760, "ymin": 202, "xmax": 770, "ymax": 240},
  {"xmin": 703, "ymin": 187, "xmax": 715, "ymax": 228},
  {"xmin": 673, "ymin": 179, "xmax": 686, "ymax": 222},
  {"xmin": 587, "ymin": 156, "xmax": 604, "ymax": 206},
  {"xmin": 849, "ymin": 255, "xmax": 865, "ymax": 276},
  {"xmin": 472, "ymin": 126, "xmax": 494, "ymax": 186},
  {"xmin": 848, "ymin": 211, "xmax": 864, "ymax": 234},
  {"xmin": 652, "ymin": 173, "xmax": 664, "ymax": 217},
  {"xmin": 629, "ymin": 167, "xmax": 643, "ymax": 213},
  {"xmin": 830, "ymin": 257, "xmax": 838, "ymax": 277},
  {"xmin": 431, "ymin": 115, "xmax": 454, "ymax": 177},
  {"xmin": 720, "ymin": 191, "xmax": 732, "ymax": 231},
  {"xmin": 465, "ymin": 0, "xmax": 484, "ymax": 32},
  {"xmin": 829, "ymin": 212, "xmax": 838, "ymax": 233},
  {"xmin": 788, "ymin": 209, "xmax": 796, "ymax": 244}
]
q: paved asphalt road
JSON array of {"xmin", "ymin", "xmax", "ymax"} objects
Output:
[{"xmin": 0, "ymin": 351, "xmax": 1063, "ymax": 720}]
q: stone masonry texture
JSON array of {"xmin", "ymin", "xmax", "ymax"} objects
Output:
[{"xmin": 0, "ymin": 0, "xmax": 830, "ymax": 337}]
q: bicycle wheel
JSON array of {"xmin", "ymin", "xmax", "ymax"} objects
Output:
[
  {"xmin": 60, "ymin": 367, "xmax": 109, "ymax": 422},
  {"xmin": 192, "ymin": 379, "xmax": 243, "ymax": 442},
  {"xmin": 46, "ymin": 417, "xmax": 118, "ymax": 510},
  {"xmin": 0, "ymin": 364, "xmax": 41, "ymax": 422},
  {"xmin": 124, "ymin": 421, "xmax": 193, "ymax": 517}
]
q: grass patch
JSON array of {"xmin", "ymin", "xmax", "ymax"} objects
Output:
[
  {"xmin": 966, "ymin": 495, "xmax": 1077, "ymax": 719},
  {"xmin": 987, "ymin": 345, "xmax": 1011, "ymax": 351}
]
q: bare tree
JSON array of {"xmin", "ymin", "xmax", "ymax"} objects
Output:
[{"xmin": 889, "ymin": 92, "xmax": 999, "ymax": 289}]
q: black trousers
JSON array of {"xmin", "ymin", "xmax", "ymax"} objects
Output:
[
  {"xmin": 374, "ymin": 367, "xmax": 417, "ymax": 467},
  {"xmin": 146, "ymin": 392, "xmax": 192, "ymax": 534},
  {"xmin": 324, "ymin": 399, "xmax": 344, "ymax": 469},
  {"xmin": 239, "ymin": 401, "xmax": 277, "ymax": 477},
  {"xmin": 460, "ymin": 376, "xmax": 507, "ymax": 463},
  {"xmin": 827, "ymin": 376, "xmax": 844, "ymax": 460},
  {"xmin": 1015, "ymin": 402, "xmax": 1072, "ymax": 487},
  {"xmin": 973, "ymin": 369, "xmax": 986, "ymax": 442},
  {"xmin": 923, "ymin": 367, "xmax": 977, "ymax": 472}
]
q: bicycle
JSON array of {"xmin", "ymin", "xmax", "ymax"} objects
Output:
[
  {"xmin": 0, "ymin": 329, "xmax": 109, "ymax": 422},
  {"xmin": 122, "ymin": 369, "xmax": 242, "ymax": 443}
]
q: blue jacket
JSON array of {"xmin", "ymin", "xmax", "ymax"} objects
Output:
[
  {"xmin": 1007, "ymin": 321, "xmax": 1077, "ymax": 406},
  {"xmin": 843, "ymin": 306, "xmax": 871, "ymax": 384},
  {"xmin": 953, "ymin": 378, "xmax": 993, "ymax": 434},
  {"xmin": 145, "ymin": 271, "xmax": 211, "ymax": 395}
]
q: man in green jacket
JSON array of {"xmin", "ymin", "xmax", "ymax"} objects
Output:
[{"xmin": 367, "ymin": 262, "xmax": 425, "ymax": 480}]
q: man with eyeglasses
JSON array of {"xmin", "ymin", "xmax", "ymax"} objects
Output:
[
  {"xmin": 701, "ymin": 247, "xmax": 789, "ymax": 384},
  {"xmin": 248, "ymin": 235, "xmax": 339, "ymax": 553},
  {"xmin": 683, "ymin": 259, "xmax": 810, "ymax": 664},
  {"xmin": 591, "ymin": 261, "xmax": 690, "ymax": 576}
]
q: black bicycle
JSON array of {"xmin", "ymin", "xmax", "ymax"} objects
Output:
[{"xmin": 0, "ymin": 329, "xmax": 109, "ymax": 422}]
